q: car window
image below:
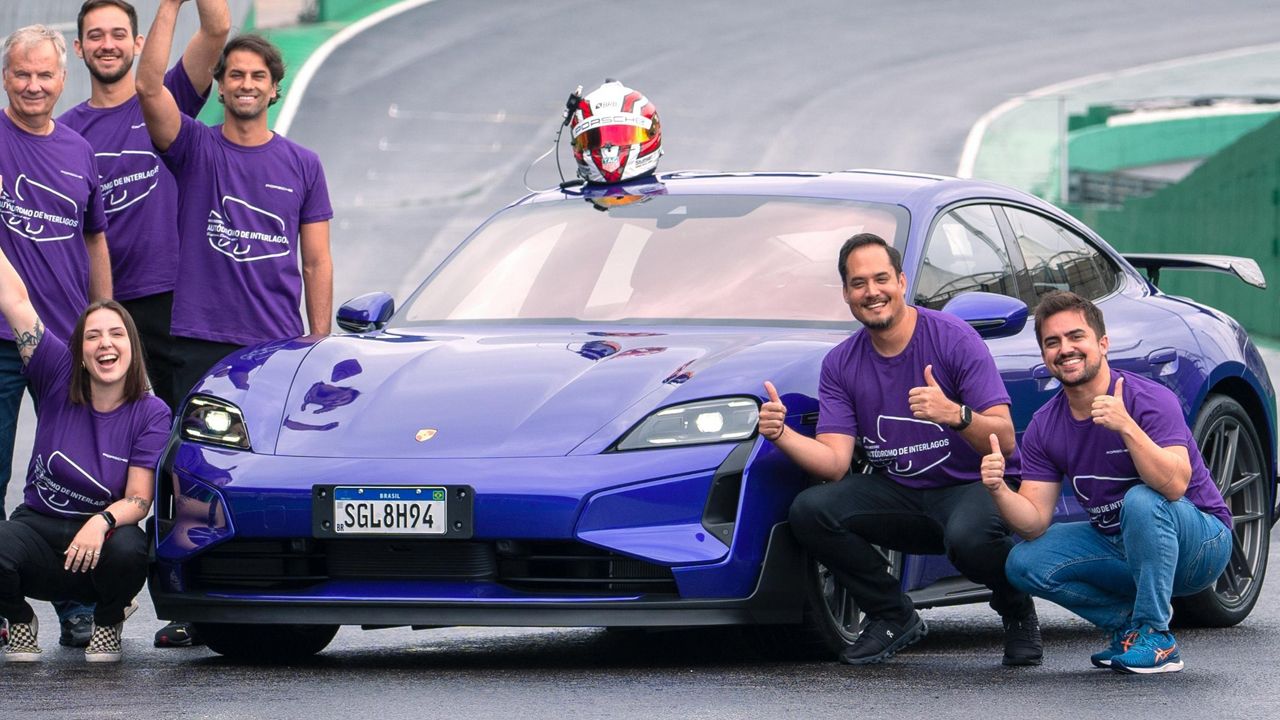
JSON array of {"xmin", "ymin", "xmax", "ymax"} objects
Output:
[
  {"xmin": 914, "ymin": 205, "xmax": 1019, "ymax": 310},
  {"xmin": 399, "ymin": 195, "xmax": 909, "ymax": 327},
  {"xmin": 1004, "ymin": 207, "xmax": 1119, "ymax": 304}
]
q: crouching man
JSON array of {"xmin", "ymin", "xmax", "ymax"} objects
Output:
[{"xmin": 980, "ymin": 290, "xmax": 1231, "ymax": 674}]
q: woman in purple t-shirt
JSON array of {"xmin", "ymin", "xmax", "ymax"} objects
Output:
[{"xmin": 0, "ymin": 245, "xmax": 171, "ymax": 664}]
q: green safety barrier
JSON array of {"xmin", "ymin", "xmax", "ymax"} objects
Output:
[
  {"xmin": 317, "ymin": 0, "xmax": 377, "ymax": 22},
  {"xmin": 1067, "ymin": 114, "xmax": 1280, "ymax": 338}
]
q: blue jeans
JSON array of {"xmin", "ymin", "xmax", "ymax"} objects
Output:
[
  {"xmin": 1006, "ymin": 484, "xmax": 1231, "ymax": 632},
  {"xmin": 0, "ymin": 340, "xmax": 29, "ymax": 522}
]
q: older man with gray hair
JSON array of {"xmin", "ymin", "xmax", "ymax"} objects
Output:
[{"xmin": 0, "ymin": 25, "xmax": 111, "ymax": 522}]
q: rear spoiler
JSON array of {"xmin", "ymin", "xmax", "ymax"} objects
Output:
[{"xmin": 1122, "ymin": 253, "xmax": 1267, "ymax": 289}]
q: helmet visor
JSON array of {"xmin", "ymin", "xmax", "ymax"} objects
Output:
[{"xmin": 572, "ymin": 119, "xmax": 653, "ymax": 153}]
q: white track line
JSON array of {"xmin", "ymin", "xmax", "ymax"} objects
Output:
[
  {"xmin": 956, "ymin": 41, "xmax": 1280, "ymax": 178},
  {"xmin": 274, "ymin": 0, "xmax": 442, "ymax": 136}
]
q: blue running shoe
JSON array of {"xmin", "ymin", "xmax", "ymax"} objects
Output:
[
  {"xmin": 1090, "ymin": 627, "xmax": 1139, "ymax": 668},
  {"xmin": 1110, "ymin": 627, "xmax": 1183, "ymax": 674}
]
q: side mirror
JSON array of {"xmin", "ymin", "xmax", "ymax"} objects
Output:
[
  {"xmin": 940, "ymin": 291, "xmax": 1028, "ymax": 339},
  {"xmin": 336, "ymin": 292, "xmax": 395, "ymax": 333}
]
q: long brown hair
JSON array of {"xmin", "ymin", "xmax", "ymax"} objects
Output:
[{"xmin": 68, "ymin": 300, "xmax": 149, "ymax": 405}]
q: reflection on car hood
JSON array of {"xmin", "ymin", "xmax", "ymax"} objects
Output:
[{"xmin": 267, "ymin": 327, "xmax": 837, "ymax": 459}]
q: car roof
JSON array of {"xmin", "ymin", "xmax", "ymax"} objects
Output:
[{"xmin": 517, "ymin": 169, "xmax": 1054, "ymax": 219}]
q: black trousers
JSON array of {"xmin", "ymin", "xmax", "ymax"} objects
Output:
[
  {"xmin": 170, "ymin": 335, "xmax": 245, "ymax": 410},
  {"xmin": 788, "ymin": 472, "xmax": 1033, "ymax": 622},
  {"xmin": 121, "ymin": 292, "xmax": 179, "ymax": 412},
  {"xmin": 0, "ymin": 505, "xmax": 148, "ymax": 626}
]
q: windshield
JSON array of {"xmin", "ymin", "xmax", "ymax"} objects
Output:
[{"xmin": 399, "ymin": 194, "xmax": 908, "ymax": 327}]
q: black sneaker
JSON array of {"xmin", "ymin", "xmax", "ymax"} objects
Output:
[
  {"xmin": 154, "ymin": 621, "xmax": 203, "ymax": 648},
  {"xmin": 1002, "ymin": 607, "xmax": 1043, "ymax": 666},
  {"xmin": 839, "ymin": 611, "xmax": 928, "ymax": 665},
  {"xmin": 59, "ymin": 614, "xmax": 94, "ymax": 648}
]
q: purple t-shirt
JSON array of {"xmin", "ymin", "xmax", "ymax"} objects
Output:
[
  {"xmin": 1020, "ymin": 368, "xmax": 1231, "ymax": 535},
  {"xmin": 21, "ymin": 334, "xmax": 171, "ymax": 518},
  {"xmin": 817, "ymin": 307, "xmax": 1014, "ymax": 489},
  {"xmin": 58, "ymin": 62, "xmax": 209, "ymax": 301},
  {"xmin": 0, "ymin": 113, "xmax": 108, "ymax": 342},
  {"xmin": 162, "ymin": 115, "xmax": 333, "ymax": 345}
]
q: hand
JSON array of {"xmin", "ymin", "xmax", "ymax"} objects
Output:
[
  {"xmin": 759, "ymin": 381, "xmax": 788, "ymax": 442},
  {"xmin": 1091, "ymin": 375, "xmax": 1133, "ymax": 433},
  {"xmin": 64, "ymin": 515, "xmax": 109, "ymax": 573},
  {"xmin": 908, "ymin": 364, "xmax": 959, "ymax": 425},
  {"xmin": 980, "ymin": 433, "xmax": 1006, "ymax": 492}
]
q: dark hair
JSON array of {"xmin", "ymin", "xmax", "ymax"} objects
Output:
[
  {"xmin": 69, "ymin": 300, "xmax": 150, "ymax": 406},
  {"xmin": 837, "ymin": 233, "xmax": 903, "ymax": 284},
  {"xmin": 213, "ymin": 34, "xmax": 286, "ymax": 105},
  {"xmin": 1033, "ymin": 290, "xmax": 1106, "ymax": 347},
  {"xmin": 77, "ymin": 0, "xmax": 138, "ymax": 39}
]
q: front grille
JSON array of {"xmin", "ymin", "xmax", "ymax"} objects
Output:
[
  {"xmin": 189, "ymin": 538, "xmax": 677, "ymax": 596},
  {"xmin": 496, "ymin": 541, "xmax": 677, "ymax": 595}
]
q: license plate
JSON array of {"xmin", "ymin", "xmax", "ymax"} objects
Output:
[{"xmin": 312, "ymin": 485, "xmax": 474, "ymax": 538}]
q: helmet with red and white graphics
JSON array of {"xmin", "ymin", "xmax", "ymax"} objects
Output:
[{"xmin": 569, "ymin": 80, "xmax": 662, "ymax": 184}]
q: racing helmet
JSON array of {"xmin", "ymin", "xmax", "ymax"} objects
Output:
[{"xmin": 569, "ymin": 80, "xmax": 662, "ymax": 184}]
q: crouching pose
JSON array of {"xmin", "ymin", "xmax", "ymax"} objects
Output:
[
  {"xmin": 981, "ymin": 291, "xmax": 1231, "ymax": 674},
  {"xmin": 0, "ymin": 243, "xmax": 171, "ymax": 663}
]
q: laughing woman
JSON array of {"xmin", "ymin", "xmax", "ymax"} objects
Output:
[{"xmin": 0, "ymin": 244, "xmax": 171, "ymax": 663}]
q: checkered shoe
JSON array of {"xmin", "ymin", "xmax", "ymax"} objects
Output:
[
  {"xmin": 4, "ymin": 617, "xmax": 42, "ymax": 663},
  {"xmin": 85, "ymin": 622, "xmax": 123, "ymax": 663}
]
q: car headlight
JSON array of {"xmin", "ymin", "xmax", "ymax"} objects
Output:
[
  {"xmin": 615, "ymin": 397, "xmax": 759, "ymax": 451},
  {"xmin": 180, "ymin": 395, "xmax": 251, "ymax": 450}
]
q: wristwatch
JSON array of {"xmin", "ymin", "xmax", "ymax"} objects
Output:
[
  {"xmin": 951, "ymin": 404, "xmax": 973, "ymax": 431},
  {"xmin": 98, "ymin": 510, "xmax": 117, "ymax": 529}
]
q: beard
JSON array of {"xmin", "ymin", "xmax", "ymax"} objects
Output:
[
  {"xmin": 219, "ymin": 92, "xmax": 269, "ymax": 121},
  {"xmin": 1054, "ymin": 353, "xmax": 1103, "ymax": 387},
  {"xmin": 85, "ymin": 55, "xmax": 133, "ymax": 85}
]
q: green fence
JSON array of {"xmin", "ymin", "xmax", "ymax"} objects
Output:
[
  {"xmin": 317, "ymin": 0, "xmax": 381, "ymax": 22},
  {"xmin": 1067, "ymin": 114, "xmax": 1280, "ymax": 337}
]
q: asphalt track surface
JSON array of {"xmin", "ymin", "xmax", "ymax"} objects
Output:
[{"xmin": 6, "ymin": 1, "xmax": 1280, "ymax": 717}]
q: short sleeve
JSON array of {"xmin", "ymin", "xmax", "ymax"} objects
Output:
[
  {"xmin": 815, "ymin": 346, "xmax": 857, "ymax": 437},
  {"xmin": 128, "ymin": 397, "xmax": 173, "ymax": 470},
  {"xmin": 947, "ymin": 321, "xmax": 1010, "ymax": 413},
  {"xmin": 1018, "ymin": 415, "xmax": 1062, "ymax": 483},
  {"xmin": 299, "ymin": 154, "xmax": 334, "ymax": 225},
  {"xmin": 165, "ymin": 60, "xmax": 211, "ymax": 119},
  {"xmin": 21, "ymin": 332, "xmax": 73, "ymax": 406},
  {"xmin": 1129, "ymin": 377, "xmax": 1192, "ymax": 450},
  {"xmin": 84, "ymin": 153, "xmax": 108, "ymax": 235}
]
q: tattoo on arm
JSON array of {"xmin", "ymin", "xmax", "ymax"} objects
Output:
[
  {"xmin": 12, "ymin": 318, "xmax": 43, "ymax": 365},
  {"xmin": 125, "ymin": 495, "xmax": 151, "ymax": 511}
]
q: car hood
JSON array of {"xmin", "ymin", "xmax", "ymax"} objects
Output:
[{"xmin": 258, "ymin": 326, "xmax": 838, "ymax": 459}]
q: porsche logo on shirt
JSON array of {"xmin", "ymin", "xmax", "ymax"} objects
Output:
[{"xmin": 415, "ymin": 428, "xmax": 438, "ymax": 442}]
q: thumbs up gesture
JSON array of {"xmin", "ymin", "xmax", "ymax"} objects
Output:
[
  {"xmin": 759, "ymin": 381, "xmax": 788, "ymax": 442},
  {"xmin": 980, "ymin": 433, "xmax": 1007, "ymax": 493},
  {"xmin": 1090, "ymin": 374, "xmax": 1133, "ymax": 433},
  {"xmin": 908, "ymin": 364, "xmax": 960, "ymax": 426}
]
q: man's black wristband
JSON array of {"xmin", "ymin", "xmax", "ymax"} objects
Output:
[{"xmin": 951, "ymin": 404, "xmax": 973, "ymax": 431}]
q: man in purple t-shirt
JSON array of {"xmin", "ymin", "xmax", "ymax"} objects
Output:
[
  {"xmin": 983, "ymin": 291, "xmax": 1231, "ymax": 674},
  {"xmin": 758, "ymin": 233, "xmax": 1041, "ymax": 666},
  {"xmin": 136, "ymin": 0, "xmax": 333, "ymax": 403},
  {"xmin": 1, "ymin": 25, "xmax": 112, "ymax": 521},
  {"xmin": 59, "ymin": 0, "xmax": 230, "ymax": 411}
]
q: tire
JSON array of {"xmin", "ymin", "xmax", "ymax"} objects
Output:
[
  {"xmin": 749, "ymin": 548, "xmax": 901, "ymax": 659},
  {"xmin": 1173, "ymin": 394, "xmax": 1271, "ymax": 627},
  {"xmin": 195, "ymin": 622, "xmax": 339, "ymax": 662}
]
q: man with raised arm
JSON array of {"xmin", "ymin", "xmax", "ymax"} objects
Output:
[
  {"xmin": 136, "ymin": 0, "xmax": 332, "ymax": 400},
  {"xmin": 758, "ymin": 233, "xmax": 1041, "ymax": 666},
  {"xmin": 60, "ymin": 0, "xmax": 230, "ymax": 412},
  {"xmin": 136, "ymin": 0, "xmax": 332, "ymax": 649},
  {"xmin": 1, "ymin": 24, "xmax": 111, "ymax": 521},
  {"xmin": 981, "ymin": 290, "xmax": 1231, "ymax": 674}
]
